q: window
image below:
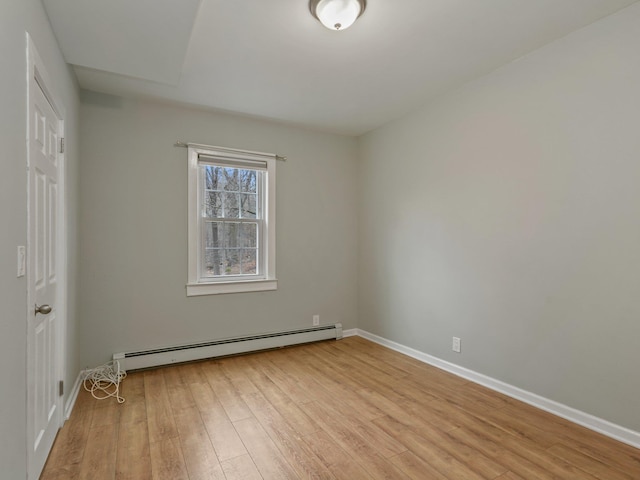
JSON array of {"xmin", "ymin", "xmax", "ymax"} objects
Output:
[{"xmin": 187, "ymin": 145, "xmax": 276, "ymax": 295}]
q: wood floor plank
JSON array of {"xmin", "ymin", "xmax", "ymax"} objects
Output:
[
  {"xmin": 372, "ymin": 416, "xmax": 490, "ymax": 480},
  {"xmin": 472, "ymin": 404, "xmax": 560, "ymax": 448},
  {"xmin": 115, "ymin": 415, "xmax": 151, "ymax": 480},
  {"xmin": 307, "ymin": 342, "xmax": 402, "ymax": 390},
  {"xmin": 301, "ymin": 401, "xmax": 412, "ymax": 480},
  {"xmin": 376, "ymin": 414, "xmax": 508, "ymax": 478},
  {"xmin": 202, "ymin": 359, "xmax": 254, "ymax": 422},
  {"xmin": 388, "ymin": 450, "xmax": 449, "ymax": 480},
  {"xmin": 424, "ymin": 397, "xmax": 503, "ymax": 435},
  {"xmin": 189, "ymin": 380, "xmax": 248, "ymax": 461},
  {"xmin": 40, "ymin": 464, "xmax": 82, "ymax": 480},
  {"xmin": 567, "ymin": 441, "xmax": 640, "ymax": 478},
  {"xmin": 42, "ymin": 399, "xmax": 94, "ymax": 472},
  {"xmin": 241, "ymin": 357, "xmax": 320, "ymax": 437},
  {"xmin": 404, "ymin": 373, "xmax": 505, "ymax": 414},
  {"xmin": 233, "ymin": 416, "xmax": 299, "ymax": 479},
  {"xmin": 220, "ymin": 453, "xmax": 263, "ymax": 480},
  {"xmin": 494, "ymin": 450, "xmax": 568, "ymax": 480},
  {"xmin": 41, "ymin": 337, "xmax": 639, "ymax": 480},
  {"xmin": 336, "ymin": 336, "xmax": 434, "ymax": 378},
  {"xmin": 286, "ymin": 348, "xmax": 387, "ymax": 421},
  {"xmin": 246, "ymin": 352, "xmax": 314, "ymax": 404},
  {"xmin": 220, "ymin": 355, "xmax": 261, "ymax": 396},
  {"xmin": 266, "ymin": 348, "xmax": 333, "ymax": 401},
  {"xmin": 162, "ymin": 362, "xmax": 187, "ymax": 387},
  {"xmin": 173, "ymin": 404, "xmax": 226, "ymax": 480},
  {"xmin": 119, "ymin": 371, "xmax": 146, "ymax": 403},
  {"xmin": 78, "ymin": 423, "xmax": 118, "ymax": 480},
  {"xmin": 178, "ymin": 361, "xmax": 209, "ymax": 385},
  {"xmin": 73, "ymin": 386, "xmax": 100, "ymax": 411},
  {"xmin": 446, "ymin": 421, "xmax": 516, "ymax": 458},
  {"xmin": 356, "ymin": 385, "xmax": 458, "ymax": 433},
  {"xmin": 203, "ymin": 415, "xmax": 249, "ymax": 463},
  {"xmin": 90, "ymin": 399, "xmax": 122, "ymax": 428},
  {"xmin": 144, "ymin": 369, "xmax": 179, "ymax": 442},
  {"xmin": 242, "ymin": 391, "xmax": 335, "ymax": 479},
  {"xmin": 118, "ymin": 396, "xmax": 147, "ymax": 425},
  {"xmin": 547, "ymin": 443, "xmax": 637, "ymax": 480},
  {"xmin": 167, "ymin": 381, "xmax": 197, "ymax": 411},
  {"xmin": 189, "ymin": 379, "xmax": 230, "ymax": 425},
  {"xmin": 449, "ymin": 421, "xmax": 601, "ymax": 480},
  {"xmin": 493, "ymin": 471, "xmax": 527, "ymax": 480},
  {"xmin": 148, "ymin": 436, "xmax": 189, "ymax": 480},
  {"xmin": 302, "ymin": 430, "xmax": 374, "ymax": 480},
  {"xmin": 502, "ymin": 401, "xmax": 640, "ymax": 475},
  {"xmin": 324, "ymin": 339, "xmax": 412, "ymax": 379}
]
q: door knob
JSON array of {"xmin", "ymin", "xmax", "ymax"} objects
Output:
[{"xmin": 35, "ymin": 304, "xmax": 52, "ymax": 315}]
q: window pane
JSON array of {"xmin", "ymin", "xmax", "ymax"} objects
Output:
[
  {"xmin": 240, "ymin": 223, "xmax": 257, "ymax": 248},
  {"xmin": 240, "ymin": 170, "xmax": 257, "ymax": 193},
  {"xmin": 224, "ymin": 222, "xmax": 240, "ymax": 249},
  {"xmin": 204, "ymin": 222, "xmax": 222, "ymax": 248},
  {"xmin": 223, "ymin": 168, "xmax": 240, "ymax": 192},
  {"xmin": 203, "ymin": 222, "xmax": 223, "ymax": 276},
  {"xmin": 240, "ymin": 193, "xmax": 257, "ymax": 218},
  {"xmin": 224, "ymin": 192, "xmax": 240, "ymax": 218},
  {"xmin": 223, "ymin": 249, "xmax": 240, "ymax": 275},
  {"xmin": 204, "ymin": 191, "xmax": 223, "ymax": 218},
  {"xmin": 204, "ymin": 249, "xmax": 223, "ymax": 276},
  {"xmin": 203, "ymin": 165, "xmax": 225, "ymax": 190},
  {"xmin": 241, "ymin": 249, "xmax": 257, "ymax": 274}
]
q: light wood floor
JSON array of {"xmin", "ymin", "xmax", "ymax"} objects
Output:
[{"xmin": 41, "ymin": 336, "xmax": 639, "ymax": 479}]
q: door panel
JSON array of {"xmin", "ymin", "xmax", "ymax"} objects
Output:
[{"xmin": 27, "ymin": 75, "xmax": 62, "ymax": 478}]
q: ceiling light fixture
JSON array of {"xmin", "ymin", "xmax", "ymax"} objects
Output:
[{"xmin": 309, "ymin": 0, "xmax": 366, "ymax": 31}]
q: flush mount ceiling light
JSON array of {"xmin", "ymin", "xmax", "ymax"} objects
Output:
[{"xmin": 310, "ymin": 0, "xmax": 366, "ymax": 31}]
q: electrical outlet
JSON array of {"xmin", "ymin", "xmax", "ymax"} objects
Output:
[
  {"xmin": 452, "ymin": 336, "xmax": 461, "ymax": 353},
  {"xmin": 313, "ymin": 314, "xmax": 320, "ymax": 326}
]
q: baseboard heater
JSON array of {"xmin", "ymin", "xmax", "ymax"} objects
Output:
[{"xmin": 113, "ymin": 323, "xmax": 342, "ymax": 372}]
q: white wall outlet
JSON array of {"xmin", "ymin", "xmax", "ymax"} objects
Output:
[
  {"xmin": 17, "ymin": 246, "xmax": 26, "ymax": 277},
  {"xmin": 313, "ymin": 314, "xmax": 320, "ymax": 326},
  {"xmin": 452, "ymin": 336, "xmax": 461, "ymax": 353}
]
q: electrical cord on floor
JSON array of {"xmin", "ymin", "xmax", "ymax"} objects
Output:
[{"xmin": 83, "ymin": 360, "xmax": 127, "ymax": 403}]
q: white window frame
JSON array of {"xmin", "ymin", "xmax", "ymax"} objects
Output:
[{"xmin": 187, "ymin": 144, "xmax": 277, "ymax": 296}]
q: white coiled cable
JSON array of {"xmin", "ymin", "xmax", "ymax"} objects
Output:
[{"xmin": 83, "ymin": 360, "xmax": 127, "ymax": 403}]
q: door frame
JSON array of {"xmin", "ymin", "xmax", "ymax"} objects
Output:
[{"xmin": 25, "ymin": 32, "xmax": 67, "ymax": 479}]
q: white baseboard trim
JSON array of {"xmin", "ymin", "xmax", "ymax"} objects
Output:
[
  {"xmin": 342, "ymin": 328, "xmax": 358, "ymax": 337},
  {"xmin": 355, "ymin": 329, "xmax": 640, "ymax": 449},
  {"xmin": 64, "ymin": 370, "xmax": 86, "ymax": 420}
]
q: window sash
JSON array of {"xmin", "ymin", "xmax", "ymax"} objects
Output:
[
  {"xmin": 198, "ymin": 164, "xmax": 265, "ymax": 282},
  {"xmin": 200, "ymin": 219, "xmax": 262, "ymax": 279}
]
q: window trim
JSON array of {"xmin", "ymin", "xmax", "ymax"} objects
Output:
[{"xmin": 187, "ymin": 145, "xmax": 277, "ymax": 296}]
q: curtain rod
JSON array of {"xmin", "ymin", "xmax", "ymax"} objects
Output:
[{"xmin": 174, "ymin": 141, "xmax": 286, "ymax": 162}]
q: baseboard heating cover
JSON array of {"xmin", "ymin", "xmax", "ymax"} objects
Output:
[{"xmin": 113, "ymin": 323, "xmax": 342, "ymax": 371}]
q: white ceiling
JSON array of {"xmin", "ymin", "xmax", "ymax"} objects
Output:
[{"xmin": 43, "ymin": 0, "xmax": 637, "ymax": 136}]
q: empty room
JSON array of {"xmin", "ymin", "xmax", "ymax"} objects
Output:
[{"xmin": 2, "ymin": 0, "xmax": 639, "ymax": 479}]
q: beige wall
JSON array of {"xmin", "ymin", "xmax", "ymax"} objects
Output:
[
  {"xmin": 0, "ymin": 1, "xmax": 80, "ymax": 477},
  {"xmin": 78, "ymin": 95, "xmax": 358, "ymax": 368},
  {"xmin": 358, "ymin": 4, "xmax": 640, "ymax": 431}
]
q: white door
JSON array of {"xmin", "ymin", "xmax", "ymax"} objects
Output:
[{"xmin": 26, "ymin": 56, "xmax": 64, "ymax": 478}]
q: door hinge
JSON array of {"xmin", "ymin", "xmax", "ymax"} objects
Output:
[
  {"xmin": 59, "ymin": 137, "xmax": 65, "ymax": 154},
  {"xmin": 59, "ymin": 380, "xmax": 64, "ymax": 396}
]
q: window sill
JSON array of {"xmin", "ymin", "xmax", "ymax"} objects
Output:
[{"xmin": 186, "ymin": 279, "xmax": 277, "ymax": 296}]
